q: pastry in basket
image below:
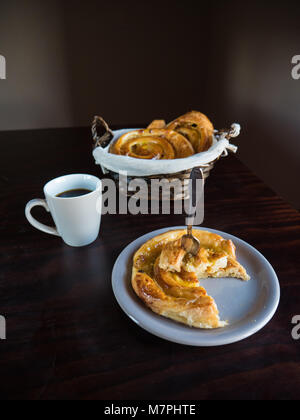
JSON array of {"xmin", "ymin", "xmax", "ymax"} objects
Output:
[
  {"xmin": 147, "ymin": 120, "xmax": 166, "ymax": 130},
  {"xmin": 111, "ymin": 128, "xmax": 194, "ymax": 159},
  {"xmin": 167, "ymin": 111, "xmax": 214, "ymax": 153},
  {"xmin": 110, "ymin": 111, "xmax": 214, "ymax": 159},
  {"xmin": 132, "ymin": 230, "xmax": 250, "ymax": 329}
]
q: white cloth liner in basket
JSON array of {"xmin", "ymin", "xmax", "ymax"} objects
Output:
[{"xmin": 93, "ymin": 124, "xmax": 241, "ymax": 177}]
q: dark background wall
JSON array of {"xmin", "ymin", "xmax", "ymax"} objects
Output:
[
  {"xmin": 0, "ymin": 1, "xmax": 72, "ymax": 130},
  {"xmin": 0, "ymin": 0, "xmax": 299, "ymax": 208}
]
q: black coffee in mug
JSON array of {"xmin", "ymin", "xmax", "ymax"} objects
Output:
[{"xmin": 56, "ymin": 188, "xmax": 93, "ymax": 198}]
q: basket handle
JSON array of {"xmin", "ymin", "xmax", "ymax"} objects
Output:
[
  {"xmin": 91, "ymin": 116, "xmax": 114, "ymax": 149},
  {"xmin": 215, "ymin": 124, "xmax": 240, "ymax": 157},
  {"xmin": 215, "ymin": 124, "xmax": 241, "ymax": 140}
]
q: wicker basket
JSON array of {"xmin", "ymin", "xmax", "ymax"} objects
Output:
[{"xmin": 91, "ymin": 116, "xmax": 238, "ymax": 200}]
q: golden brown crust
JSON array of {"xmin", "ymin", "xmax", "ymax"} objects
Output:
[
  {"xmin": 167, "ymin": 111, "xmax": 214, "ymax": 153},
  {"xmin": 147, "ymin": 120, "xmax": 167, "ymax": 129},
  {"xmin": 110, "ymin": 128, "xmax": 194, "ymax": 159},
  {"xmin": 110, "ymin": 110, "xmax": 214, "ymax": 160},
  {"xmin": 132, "ymin": 230, "xmax": 250, "ymax": 329},
  {"xmin": 132, "ymin": 267, "xmax": 223, "ymax": 329}
]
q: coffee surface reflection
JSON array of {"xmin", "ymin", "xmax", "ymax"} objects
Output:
[{"xmin": 56, "ymin": 189, "xmax": 93, "ymax": 198}]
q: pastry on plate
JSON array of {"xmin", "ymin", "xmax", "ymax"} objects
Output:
[
  {"xmin": 132, "ymin": 229, "xmax": 250, "ymax": 329},
  {"xmin": 111, "ymin": 128, "xmax": 194, "ymax": 159},
  {"xmin": 167, "ymin": 111, "xmax": 214, "ymax": 153}
]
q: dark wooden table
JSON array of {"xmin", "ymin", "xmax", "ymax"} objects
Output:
[{"xmin": 1, "ymin": 127, "xmax": 300, "ymax": 400}]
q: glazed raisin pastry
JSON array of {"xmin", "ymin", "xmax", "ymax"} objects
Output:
[
  {"xmin": 111, "ymin": 128, "xmax": 194, "ymax": 159},
  {"xmin": 167, "ymin": 111, "xmax": 214, "ymax": 153},
  {"xmin": 132, "ymin": 230, "xmax": 250, "ymax": 329}
]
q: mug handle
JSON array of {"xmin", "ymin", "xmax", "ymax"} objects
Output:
[{"xmin": 25, "ymin": 199, "xmax": 60, "ymax": 236}]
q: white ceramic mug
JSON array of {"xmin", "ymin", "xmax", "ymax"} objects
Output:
[{"xmin": 25, "ymin": 174, "xmax": 102, "ymax": 247}]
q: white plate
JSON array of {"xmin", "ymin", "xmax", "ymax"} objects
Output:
[{"xmin": 112, "ymin": 227, "xmax": 280, "ymax": 346}]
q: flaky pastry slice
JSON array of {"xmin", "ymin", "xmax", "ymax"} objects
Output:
[{"xmin": 132, "ymin": 230, "xmax": 250, "ymax": 329}]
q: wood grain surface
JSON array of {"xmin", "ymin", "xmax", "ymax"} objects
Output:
[{"xmin": 0, "ymin": 127, "xmax": 299, "ymax": 400}]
